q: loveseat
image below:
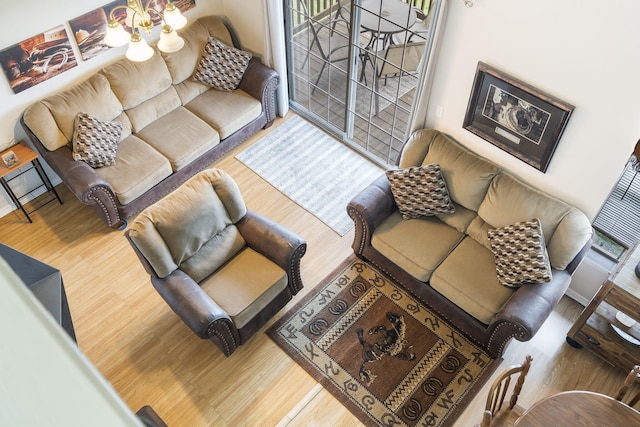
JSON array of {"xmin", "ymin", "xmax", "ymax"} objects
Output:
[
  {"xmin": 347, "ymin": 129, "xmax": 592, "ymax": 358},
  {"xmin": 21, "ymin": 15, "xmax": 279, "ymax": 229}
]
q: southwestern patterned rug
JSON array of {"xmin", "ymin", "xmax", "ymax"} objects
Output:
[{"xmin": 268, "ymin": 257, "xmax": 500, "ymax": 427}]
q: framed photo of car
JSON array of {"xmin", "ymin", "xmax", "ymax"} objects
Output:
[{"xmin": 463, "ymin": 61, "xmax": 574, "ymax": 172}]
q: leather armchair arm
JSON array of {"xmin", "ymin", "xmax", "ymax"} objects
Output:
[
  {"xmin": 238, "ymin": 58, "xmax": 280, "ymax": 126},
  {"xmin": 237, "ymin": 210, "xmax": 307, "ymax": 295},
  {"xmin": 347, "ymin": 174, "xmax": 396, "ymax": 255},
  {"xmin": 487, "ymin": 269, "xmax": 571, "ymax": 356},
  {"xmin": 151, "ymin": 270, "xmax": 239, "ymax": 355}
]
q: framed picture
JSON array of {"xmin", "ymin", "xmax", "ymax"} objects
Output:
[
  {"xmin": 2, "ymin": 150, "xmax": 20, "ymax": 168},
  {"xmin": 463, "ymin": 62, "xmax": 574, "ymax": 172}
]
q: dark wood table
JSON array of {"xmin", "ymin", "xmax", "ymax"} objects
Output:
[{"xmin": 513, "ymin": 390, "xmax": 640, "ymax": 427}]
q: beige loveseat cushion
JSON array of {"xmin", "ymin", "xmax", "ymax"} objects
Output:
[
  {"xmin": 200, "ymin": 247, "xmax": 287, "ymax": 329},
  {"xmin": 430, "ymin": 237, "xmax": 515, "ymax": 324},
  {"xmin": 372, "ymin": 211, "xmax": 464, "ymax": 282},
  {"xmin": 127, "ymin": 169, "xmax": 248, "ymax": 279},
  {"xmin": 95, "ymin": 135, "xmax": 172, "ymax": 205},
  {"xmin": 422, "ymin": 132, "xmax": 501, "ymax": 212},
  {"xmin": 23, "ymin": 74, "xmax": 125, "ymax": 151},
  {"xmin": 474, "ymin": 173, "xmax": 591, "ymax": 269}
]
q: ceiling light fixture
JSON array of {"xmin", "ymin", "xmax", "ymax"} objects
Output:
[{"xmin": 104, "ymin": 0, "xmax": 187, "ymax": 62}]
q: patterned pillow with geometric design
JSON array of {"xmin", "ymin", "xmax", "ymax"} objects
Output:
[
  {"xmin": 487, "ymin": 218, "xmax": 553, "ymax": 288},
  {"xmin": 71, "ymin": 112, "xmax": 123, "ymax": 169},
  {"xmin": 386, "ymin": 164, "xmax": 455, "ymax": 220},
  {"xmin": 193, "ymin": 37, "xmax": 252, "ymax": 91}
]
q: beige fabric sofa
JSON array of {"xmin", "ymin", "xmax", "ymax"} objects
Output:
[
  {"xmin": 347, "ymin": 129, "xmax": 593, "ymax": 357},
  {"xmin": 21, "ymin": 16, "xmax": 279, "ymax": 229}
]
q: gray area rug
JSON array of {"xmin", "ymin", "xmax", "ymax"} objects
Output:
[{"xmin": 236, "ymin": 115, "xmax": 384, "ymax": 235}]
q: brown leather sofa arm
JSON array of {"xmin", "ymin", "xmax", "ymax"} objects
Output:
[
  {"xmin": 237, "ymin": 210, "xmax": 307, "ymax": 295},
  {"xmin": 151, "ymin": 270, "xmax": 240, "ymax": 355},
  {"xmin": 347, "ymin": 174, "xmax": 395, "ymax": 255},
  {"xmin": 487, "ymin": 269, "xmax": 571, "ymax": 356},
  {"xmin": 21, "ymin": 118, "xmax": 122, "ymax": 227},
  {"xmin": 239, "ymin": 58, "xmax": 280, "ymax": 126}
]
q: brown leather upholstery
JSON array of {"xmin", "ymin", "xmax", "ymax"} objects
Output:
[{"xmin": 125, "ymin": 169, "xmax": 306, "ymax": 356}]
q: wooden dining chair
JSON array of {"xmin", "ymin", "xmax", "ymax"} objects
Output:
[
  {"xmin": 615, "ymin": 364, "xmax": 640, "ymax": 408},
  {"xmin": 475, "ymin": 355, "xmax": 533, "ymax": 427}
]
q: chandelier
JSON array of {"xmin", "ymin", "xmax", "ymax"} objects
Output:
[{"xmin": 104, "ymin": 0, "xmax": 187, "ymax": 62}]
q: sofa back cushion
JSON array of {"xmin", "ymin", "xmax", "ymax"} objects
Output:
[
  {"xmin": 101, "ymin": 51, "xmax": 181, "ymax": 132},
  {"xmin": 127, "ymin": 169, "xmax": 248, "ymax": 280},
  {"xmin": 162, "ymin": 15, "xmax": 235, "ymax": 86},
  {"xmin": 474, "ymin": 173, "xmax": 591, "ymax": 269},
  {"xmin": 23, "ymin": 74, "xmax": 126, "ymax": 151},
  {"xmin": 422, "ymin": 133, "xmax": 501, "ymax": 212}
]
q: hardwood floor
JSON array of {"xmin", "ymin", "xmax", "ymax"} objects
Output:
[{"xmin": 0, "ymin": 113, "xmax": 630, "ymax": 426}]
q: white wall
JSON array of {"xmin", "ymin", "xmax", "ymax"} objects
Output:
[
  {"xmin": 425, "ymin": 0, "xmax": 640, "ymax": 220},
  {"xmin": 2, "ymin": 0, "xmax": 639, "ymax": 221},
  {"xmin": 0, "ymin": 0, "xmax": 222, "ymax": 217}
]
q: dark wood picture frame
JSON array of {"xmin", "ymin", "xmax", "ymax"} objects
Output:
[{"xmin": 463, "ymin": 61, "xmax": 574, "ymax": 172}]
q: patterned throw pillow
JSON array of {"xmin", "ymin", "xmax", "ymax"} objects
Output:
[
  {"xmin": 72, "ymin": 112, "xmax": 123, "ymax": 169},
  {"xmin": 488, "ymin": 218, "xmax": 552, "ymax": 288},
  {"xmin": 386, "ymin": 164, "xmax": 455, "ymax": 219},
  {"xmin": 193, "ymin": 37, "xmax": 252, "ymax": 91}
]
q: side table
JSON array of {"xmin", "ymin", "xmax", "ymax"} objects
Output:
[
  {"xmin": 566, "ymin": 243, "xmax": 640, "ymax": 371},
  {"xmin": 0, "ymin": 141, "xmax": 62, "ymax": 222}
]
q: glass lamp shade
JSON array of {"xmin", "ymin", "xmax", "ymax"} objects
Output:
[
  {"xmin": 157, "ymin": 26, "xmax": 185, "ymax": 53},
  {"xmin": 126, "ymin": 34, "xmax": 154, "ymax": 62},
  {"xmin": 104, "ymin": 22, "xmax": 130, "ymax": 47},
  {"xmin": 163, "ymin": 4, "xmax": 187, "ymax": 30}
]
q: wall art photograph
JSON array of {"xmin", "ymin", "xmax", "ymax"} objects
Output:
[
  {"xmin": 70, "ymin": 0, "xmax": 196, "ymax": 61},
  {"xmin": 69, "ymin": 8, "xmax": 112, "ymax": 61},
  {"xmin": 463, "ymin": 62, "xmax": 574, "ymax": 172},
  {"xmin": 0, "ymin": 25, "xmax": 78, "ymax": 94}
]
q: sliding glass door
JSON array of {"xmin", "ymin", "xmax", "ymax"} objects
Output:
[{"xmin": 285, "ymin": 0, "xmax": 438, "ymax": 166}]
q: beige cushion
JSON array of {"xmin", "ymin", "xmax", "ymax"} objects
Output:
[
  {"xmin": 172, "ymin": 77, "xmax": 210, "ymax": 105},
  {"xmin": 466, "ymin": 216, "xmax": 493, "ymax": 250},
  {"xmin": 193, "ymin": 37, "xmax": 252, "ymax": 91},
  {"xmin": 127, "ymin": 169, "xmax": 248, "ymax": 279},
  {"xmin": 477, "ymin": 173, "xmax": 584, "ymax": 269},
  {"xmin": 372, "ymin": 211, "xmax": 464, "ymax": 282},
  {"xmin": 23, "ymin": 74, "xmax": 123, "ymax": 151},
  {"xmin": 488, "ymin": 218, "xmax": 552, "ymax": 287},
  {"xmin": 124, "ymin": 86, "xmax": 181, "ymax": 133},
  {"xmin": 436, "ymin": 202, "xmax": 477, "ymax": 234},
  {"xmin": 398, "ymin": 129, "xmax": 439, "ymax": 169},
  {"xmin": 386, "ymin": 164, "xmax": 455, "ymax": 219},
  {"xmin": 185, "ymin": 89, "xmax": 262, "ymax": 139},
  {"xmin": 162, "ymin": 15, "xmax": 235, "ymax": 85},
  {"xmin": 430, "ymin": 237, "xmax": 515, "ymax": 324},
  {"xmin": 95, "ymin": 135, "xmax": 172, "ymax": 205},
  {"xmin": 200, "ymin": 247, "xmax": 288, "ymax": 329},
  {"xmin": 546, "ymin": 209, "xmax": 592, "ymax": 270},
  {"xmin": 136, "ymin": 107, "xmax": 219, "ymax": 171},
  {"xmin": 71, "ymin": 112, "xmax": 123, "ymax": 168},
  {"xmin": 101, "ymin": 50, "xmax": 173, "ymax": 110},
  {"xmin": 423, "ymin": 132, "xmax": 500, "ymax": 211}
]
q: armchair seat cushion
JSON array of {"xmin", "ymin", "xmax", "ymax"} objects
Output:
[
  {"xmin": 95, "ymin": 135, "xmax": 172, "ymax": 204},
  {"xmin": 200, "ymin": 248, "xmax": 288, "ymax": 329},
  {"xmin": 371, "ymin": 211, "xmax": 464, "ymax": 282},
  {"xmin": 430, "ymin": 237, "xmax": 515, "ymax": 324},
  {"xmin": 185, "ymin": 89, "xmax": 262, "ymax": 139}
]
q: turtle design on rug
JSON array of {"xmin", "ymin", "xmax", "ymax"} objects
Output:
[{"xmin": 357, "ymin": 311, "xmax": 416, "ymax": 386}]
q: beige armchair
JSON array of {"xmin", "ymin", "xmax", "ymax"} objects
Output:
[{"xmin": 125, "ymin": 169, "xmax": 306, "ymax": 356}]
